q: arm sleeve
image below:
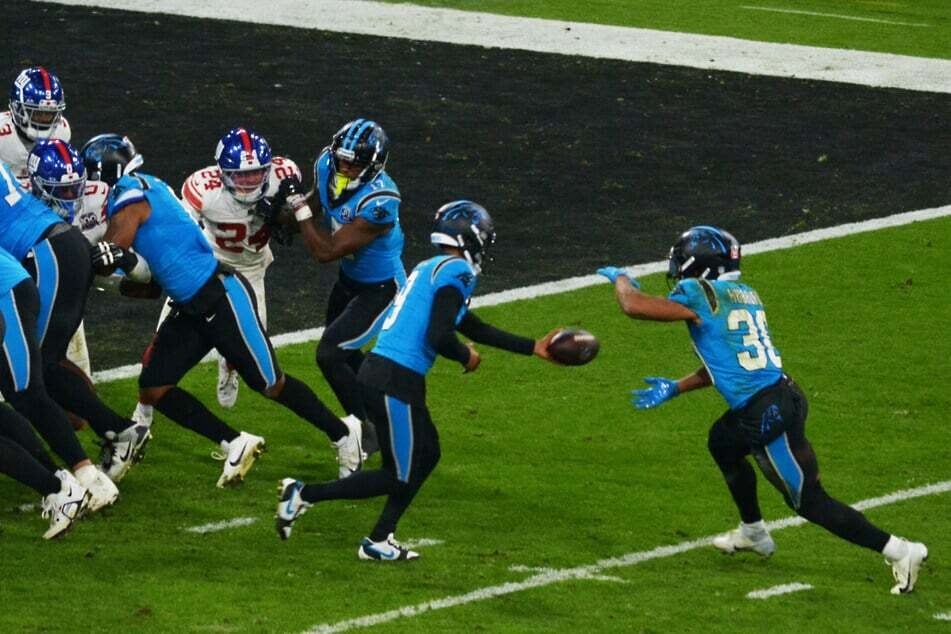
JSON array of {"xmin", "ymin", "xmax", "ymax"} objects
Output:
[
  {"xmin": 457, "ymin": 311, "xmax": 535, "ymax": 356},
  {"xmin": 427, "ymin": 286, "xmax": 472, "ymax": 366}
]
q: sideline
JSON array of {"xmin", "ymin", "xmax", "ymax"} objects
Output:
[
  {"xmin": 38, "ymin": 0, "xmax": 951, "ymax": 93},
  {"xmin": 91, "ymin": 205, "xmax": 951, "ymax": 384},
  {"xmin": 304, "ymin": 480, "xmax": 951, "ymax": 632}
]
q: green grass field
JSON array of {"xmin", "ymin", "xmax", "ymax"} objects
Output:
[
  {"xmin": 1, "ymin": 218, "xmax": 948, "ymax": 632},
  {"xmin": 385, "ymin": 0, "xmax": 951, "ymax": 58}
]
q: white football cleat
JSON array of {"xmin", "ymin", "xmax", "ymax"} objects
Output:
[
  {"xmin": 74, "ymin": 465, "xmax": 119, "ymax": 512},
  {"xmin": 216, "ymin": 357, "xmax": 239, "ymax": 409},
  {"xmin": 888, "ymin": 539, "xmax": 928, "ymax": 594},
  {"xmin": 42, "ymin": 470, "xmax": 90, "ymax": 539},
  {"xmin": 712, "ymin": 523, "xmax": 776, "ymax": 557},
  {"xmin": 275, "ymin": 478, "xmax": 311, "ymax": 540},
  {"xmin": 99, "ymin": 422, "xmax": 152, "ymax": 482},
  {"xmin": 358, "ymin": 533, "xmax": 419, "ymax": 561},
  {"xmin": 217, "ymin": 431, "xmax": 265, "ymax": 488},
  {"xmin": 334, "ymin": 416, "xmax": 364, "ymax": 479}
]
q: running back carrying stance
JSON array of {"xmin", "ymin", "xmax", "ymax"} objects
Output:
[
  {"xmin": 83, "ymin": 133, "xmax": 364, "ymax": 488},
  {"xmin": 597, "ymin": 225, "xmax": 928, "ymax": 594},
  {"xmin": 275, "ymin": 201, "xmax": 565, "ymax": 560}
]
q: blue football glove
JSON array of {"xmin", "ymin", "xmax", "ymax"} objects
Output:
[
  {"xmin": 596, "ymin": 266, "xmax": 640, "ymax": 288},
  {"xmin": 631, "ymin": 377, "xmax": 680, "ymax": 409}
]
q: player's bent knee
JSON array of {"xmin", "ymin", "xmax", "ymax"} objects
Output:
[
  {"xmin": 139, "ymin": 385, "xmax": 172, "ymax": 406},
  {"xmin": 316, "ymin": 339, "xmax": 348, "ymax": 368},
  {"xmin": 262, "ymin": 373, "xmax": 286, "ymax": 399}
]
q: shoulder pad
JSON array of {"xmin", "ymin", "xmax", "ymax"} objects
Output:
[{"xmin": 181, "ymin": 166, "xmax": 223, "ymax": 212}]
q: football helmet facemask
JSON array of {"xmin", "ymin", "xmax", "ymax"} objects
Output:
[
  {"xmin": 8, "ymin": 66, "xmax": 66, "ymax": 141},
  {"xmin": 667, "ymin": 225, "xmax": 741, "ymax": 281},
  {"xmin": 80, "ymin": 133, "xmax": 143, "ymax": 186},
  {"xmin": 431, "ymin": 200, "xmax": 496, "ymax": 273},
  {"xmin": 28, "ymin": 139, "xmax": 85, "ymax": 222},
  {"xmin": 215, "ymin": 127, "xmax": 272, "ymax": 204},
  {"xmin": 328, "ymin": 119, "xmax": 389, "ymax": 198}
]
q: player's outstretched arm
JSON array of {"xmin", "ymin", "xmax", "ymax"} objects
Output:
[
  {"xmin": 631, "ymin": 367, "xmax": 711, "ymax": 409},
  {"xmin": 428, "ymin": 286, "xmax": 477, "ymax": 371},
  {"xmin": 596, "ymin": 266, "xmax": 697, "ymax": 322}
]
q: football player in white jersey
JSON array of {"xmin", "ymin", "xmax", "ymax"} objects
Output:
[
  {"xmin": 0, "ymin": 67, "xmax": 71, "ymax": 189},
  {"xmin": 130, "ymin": 127, "xmax": 300, "ymax": 426}
]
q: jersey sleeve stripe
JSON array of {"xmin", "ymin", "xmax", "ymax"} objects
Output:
[
  {"xmin": 356, "ymin": 189, "xmax": 401, "ymax": 211},
  {"xmin": 111, "ymin": 189, "xmax": 146, "ymax": 212},
  {"xmin": 182, "ymin": 180, "xmax": 202, "ymax": 211}
]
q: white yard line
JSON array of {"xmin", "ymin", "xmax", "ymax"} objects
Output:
[
  {"xmin": 402, "ymin": 538, "xmax": 444, "ymax": 549},
  {"xmin": 746, "ymin": 582, "xmax": 813, "ymax": 599},
  {"xmin": 935, "ymin": 613, "xmax": 951, "ymax": 621},
  {"xmin": 36, "ymin": 0, "xmax": 951, "ymax": 93},
  {"xmin": 183, "ymin": 516, "xmax": 258, "ymax": 534},
  {"xmin": 304, "ymin": 479, "xmax": 951, "ymax": 633},
  {"xmin": 739, "ymin": 6, "xmax": 931, "ymax": 27},
  {"xmin": 90, "ymin": 204, "xmax": 951, "ymax": 385}
]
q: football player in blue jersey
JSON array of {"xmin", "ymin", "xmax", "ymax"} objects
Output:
[
  {"xmin": 0, "ymin": 161, "xmax": 120, "ymax": 511},
  {"xmin": 275, "ymin": 201, "xmax": 562, "ymax": 560},
  {"xmin": 275, "ymin": 119, "xmax": 406, "ymax": 456},
  {"xmin": 83, "ymin": 133, "xmax": 364, "ymax": 487},
  {"xmin": 597, "ymin": 225, "xmax": 928, "ymax": 594}
]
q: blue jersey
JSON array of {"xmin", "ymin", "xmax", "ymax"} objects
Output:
[
  {"xmin": 0, "ymin": 162, "xmax": 62, "ymax": 261},
  {"xmin": 372, "ymin": 255, "xmax": 477, "ymax": 375},
  {"xmin": 314, "ymin": 150, "xmax": 405, "ymax": 285},
  {"xmin": 0, "ymin": 246, "xmax": 30, "ymax": 295},
  {"xmin": 669, "ymin": 276, "xmax": 783, "ymax": 410},
  {"xmin": 107, "ymin": 172, "xmax": 218, "ymax": 303}
]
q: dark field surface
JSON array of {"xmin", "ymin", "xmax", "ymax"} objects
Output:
[{"xmin": 4, "ymin": 0, "xmax": 950, "ymax": 367}]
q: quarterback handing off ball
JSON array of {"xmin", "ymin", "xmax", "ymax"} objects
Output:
[{"xmin": 546, "ymin": 329, "xmax": 600, "ymax": 366}]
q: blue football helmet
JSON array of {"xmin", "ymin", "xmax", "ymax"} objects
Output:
[
  {"xmin": 9, "ymin": 66, "xmax": 66, "ymax": 141},
  {"xmin": 215, "ymin": 127, "xmax": 272, "ymax": 204},
  {"xmin": 431, "ymin": 200, "xmax": 496, "ymax": 272},
  {"xmin": 328, "ymin": 119, "xmax": 389, "ymax": 198},
  {"xmin": 28, "ymin": 139, "xmax": 85, "ymax": 221},
  {"xmin": 80, "ymin": 133, "xmax": 143, "ymax": 186},
  {"xmin": 667, "ymin": 225, "xmax": 741, "ymax": 281}
]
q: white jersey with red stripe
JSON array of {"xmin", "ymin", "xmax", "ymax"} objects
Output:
[
  {"xmin": 73, "ymin": 180, "xmax": 110, "ymax": 244},
  {"xmin": 180, "ymin": 156, "xmax": 301, "ymax": 273},
  {"xmin": 0, "ymin": 110, "xmax": 72, "ymax": 189}
]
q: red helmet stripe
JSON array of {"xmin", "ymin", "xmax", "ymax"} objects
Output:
[
  {"xmin": 38, "ymin": 67, "xmax": 52, "ymax": 93},
  {"xmin": 53, "ymin": 140, "xmax": 73, "ymax": 164},
  {"xmin": 238, "ymin": 128, "xmax": 253, "ymax": 156}
]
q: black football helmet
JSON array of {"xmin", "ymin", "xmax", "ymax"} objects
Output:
[
  {"xmin": 430, "ymin": 200, "xmax": 496, "ymax": 272},
  {"xmin": 80, "ymin": 133, "xmax": 143, "ymax": 186},
  {"xmin": 667, "ymin": 225, "xmax": 741, "ymax": 281},
  {"xmin": 328, "ymin": 118, "xmax": 389, "ymax": 197}
]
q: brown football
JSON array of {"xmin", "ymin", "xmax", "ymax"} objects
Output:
[{"xmin": 546, "ymin": 329, "xmax": 600, "ymax": 366}]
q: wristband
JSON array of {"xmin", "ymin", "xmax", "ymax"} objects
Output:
[{"xmin": 294, "ymin": 205, "xmax": 314, "ymax": 222}]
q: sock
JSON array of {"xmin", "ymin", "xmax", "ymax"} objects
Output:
[
  {"xmin": 274, "ymin": 374, "xmax": 348, "ymax": 441},
  {"xmin": 741, "ymin": 520, "xmax": 768, "ymax": 535},
  {"xmin": 74, "ymin": 464, "xmax": 99, "ymax": 488},
  {"xmin": 881, "ymin": 535, "xmax": 909, "ymax": 561},
  {"xmin": 44, "ymin": 364, "xmax": 130, "ymax": 437},
  {"xmin": 133, "ymin": 402, "xmax": 154, "ymax": 428},
  {"xmin": 154, "ymin": 387, "xmax": 238, "ymax": 444},
  {"xmin": 300, "ymin": 469, "xmax": 394, "ymax": 503},
  {"xmin": 0, "ymin": 435, "xmax": 60, "ymax": 496}
]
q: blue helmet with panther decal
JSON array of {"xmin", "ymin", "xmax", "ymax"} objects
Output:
[
  {"xmin": 667, "ymin": 225, "xmax": 741, "ymax": 281},
  {"xmin": 328, "ymin": 118, "xmax": 389, "ymax": 197},
  {"xmin": 431, "ymin": 200, "xmax": 496, "ymax": 273},
  {"xmin": 80, "ymin": 133, "xmax": 143, "ymax": 186}
]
